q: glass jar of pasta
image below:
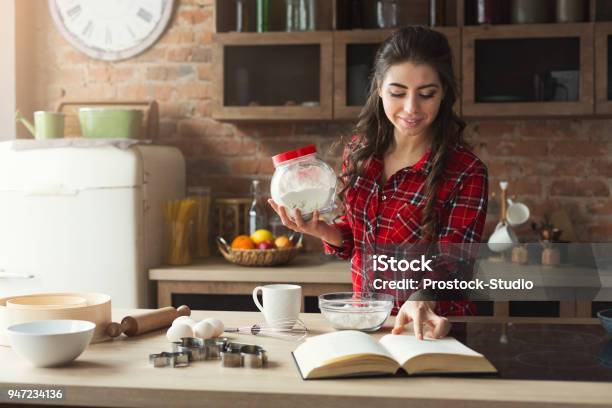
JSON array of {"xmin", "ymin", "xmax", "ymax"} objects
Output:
[{"xmin": 187, "ymin": 186, "xmax": 212, "ymax": 258}]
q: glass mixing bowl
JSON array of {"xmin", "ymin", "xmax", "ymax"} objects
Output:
[{"xmin": 318, "ymin": 292, "xmax": 393, "ymax": 332}]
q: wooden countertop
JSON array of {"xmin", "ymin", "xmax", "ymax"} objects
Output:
[
  {"xmin": 149, "ymin": 256, "xmax": 612, "ymax": 300},
  {"xmin": 0, "ymin": 310, "xmax": 609, "ymax": 408},
  {"xmin": 149, "ymin": 255, "xmax": 352, "ymax": 284},
  {"xmin": 149, "ymin": 256, "xmax": 610, "ymax": 283}
]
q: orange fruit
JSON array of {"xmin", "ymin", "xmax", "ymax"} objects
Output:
[
  {"xmin": 231, "ymin": 235, "xmax": 255, "ymax": 250},
  {"xmin": 275, "ymin": 235, "xmax": 293, "ymax": 249}
]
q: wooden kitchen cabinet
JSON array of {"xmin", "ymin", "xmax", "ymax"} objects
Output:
[
  {"xmin": 212, "ymin": 0, "xmax": 612, "ymax": 120},
  {"xmin": 596, "ymin": 0, "xmax": 612, "ymax": 21},
  {"xmin": 333, "ymin": 29, "xmax": 394, "ymax": 120},
  {"xmin": 212, "ymin": 32, "xmax": 333, "ymax": 120},
  {"xmin": 462, "ymin": 23, "xmax": 594, "ymax": 117},
  {"xmin": 333, "ymin": 27, "xmax": 461, "ymax": 120},
  {"xmin": 595, "ymin": 22, "xmax": 612, "ymax": 114}
]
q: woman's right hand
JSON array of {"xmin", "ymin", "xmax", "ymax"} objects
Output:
[{"xmin": 267, "ymin": 199, "xmax": 343, "ymax": 246}]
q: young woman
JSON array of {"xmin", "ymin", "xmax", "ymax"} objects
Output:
[{"xmin": 269, "ymin": 26, "xmax": 488, "ymax": 340}]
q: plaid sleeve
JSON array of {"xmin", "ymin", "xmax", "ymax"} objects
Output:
[
  {"xmin": 322, "ymin": 214, "xmax": 354, "ymax": 260},
  {"xmin": 423, "ymin": 161, "xmax": 488, "ymax": 283},
  {"xmin": 321, "ymin": 142, "xmax": 356, "ymax": 260}
]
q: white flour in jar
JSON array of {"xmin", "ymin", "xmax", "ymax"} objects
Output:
[{"xmin": 279, "ymin": 187, "xmax": 334, "ymax": 214}]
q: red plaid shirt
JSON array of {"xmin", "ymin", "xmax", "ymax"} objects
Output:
[{"xmin": 323, "ymin": 143, "xmax": 488, "ymax": 316}]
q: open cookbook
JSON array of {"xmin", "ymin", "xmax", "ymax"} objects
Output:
[{"xmin": 292, "ymin": 330, "xmax": 497, "ymax": 380}]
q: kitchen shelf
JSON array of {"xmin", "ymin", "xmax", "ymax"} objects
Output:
[
  {"xmin": 215, "ymin": 0, "xmax": 334, "ymax": 33},
  {"xmin": 462, "ymin": 23, "xmax": 594, "ymax": 117},
  {"xmin": 463, "ymin": 0, "xmax": 511, "ymax": 26},
  {"xmin": 595, "ymin": 22, "xmax": 612, "ymax": 114},
  {"xmin": 212, "ymin": 32, "xmax": 333, "ymax": 120},
  {"xmin": 464, "ymin": 0, "xmax": 593, "ymax": 26},
  {"xmin": 215, "ymin": 0, "xmax": 458, "ymax": 33},
  {"xmin": 212, "ymin": 1, "xmax": 612, "ymax": 120},
  {"xmin": 335, "ymin": 0, "xmax": 458, "ymax": 30},
  {"xmin": 333, "ymin": 27, "xmax": 461, "ymax": 120}
]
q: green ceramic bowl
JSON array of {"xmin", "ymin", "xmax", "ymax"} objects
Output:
[{"xmin": 78, "ymin": 108, "xmax": 143, "ymax": 139}]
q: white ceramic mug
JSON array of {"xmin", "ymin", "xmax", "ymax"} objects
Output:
[
  {"xmin": 252, "ymin": 284, "xmax": 301, "ymax": 328},
  {"xmin": 506, "ymin": 198, "xmax": 530, "ymax": 227},
  {"xmin": 488, "ymin": 222, "xmax": 518, "ymax": 252}
]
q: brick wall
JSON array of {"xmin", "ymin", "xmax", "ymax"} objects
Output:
[{"xmin": 24, "ymin": 0, "xmax": 612, "ymax": 242}]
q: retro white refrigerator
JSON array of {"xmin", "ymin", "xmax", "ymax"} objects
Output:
[{"xmin": 0, "ymin": 141, "xmax": 185, "ymax": 308}]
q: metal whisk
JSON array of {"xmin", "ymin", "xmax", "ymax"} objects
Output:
[{"xmin": 224, "ymin": 318, "xmax": 308, "ymax": 341}]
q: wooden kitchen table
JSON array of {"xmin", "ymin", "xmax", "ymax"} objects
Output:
[{"xmin": 1, "ymin": 311, "xmax": 610, "ymax": 408}]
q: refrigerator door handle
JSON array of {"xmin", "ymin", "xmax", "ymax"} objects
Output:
[
  {"xmin": 24, "ymin": 184, "xmax": 78, "ymax": 196},
  {"xmin": 0, "ymin": 269, "xmax": 35, "ymax": 279},
  {"xmin": 143, "ymin": 171, "xmax": 150, "ymax": 212}
]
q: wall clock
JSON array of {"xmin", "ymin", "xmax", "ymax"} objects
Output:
[{"xmin": 48, "ymin": 0, "xmax": 175, "ymax": 61}]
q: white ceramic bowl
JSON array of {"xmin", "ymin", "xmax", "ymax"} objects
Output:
[{"xmin": 6, "ymin": 320, "xmax": 95, "ymax": 367}]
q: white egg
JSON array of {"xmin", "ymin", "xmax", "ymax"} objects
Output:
[
  {"xmin": 202, "ymin": 318, "xmax": 224, "ymax": 337},
  {"xmin": 172, "ymin": 316, "xmax": 196, "ymax": 327},
  {"xmin": 166, "ymin": 323, "xmax": 194, "ymax": 342},
  {"xmin": 193, "ymin": 321, "xmax": 215, "ymax": 339}
]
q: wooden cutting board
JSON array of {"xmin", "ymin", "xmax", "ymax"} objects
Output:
[{"xmin": 55, "ymin": 100, "xmax": 159, "ymax": 139}]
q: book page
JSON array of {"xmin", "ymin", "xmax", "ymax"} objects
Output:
[
  {"xmin": 293, "ymin": 330, "xmax": 395, "ymax": 378},
  {"xmin": 379, "ymin": 333, "xmax": 483, "ymax": 367}
]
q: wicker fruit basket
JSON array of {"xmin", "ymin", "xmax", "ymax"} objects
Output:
[{"xmin": 216, "ymin": 236, "xmax": 302, "ymax": 267}]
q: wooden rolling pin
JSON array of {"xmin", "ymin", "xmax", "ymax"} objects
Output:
[{"xmin": 106, "ymin": 305, "xmax": 191, "ymax": 338}]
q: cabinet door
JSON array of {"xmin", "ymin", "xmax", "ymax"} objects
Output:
[
  {"xmin": 333, "ymin": 27, "xmax": 461, "ymax": 120},
  {"xmin": 462, "ymin": 23, "xmax": 594, "ymax": 117},
  {"xmin": 0, "ymin": 189, "xmax": 144, "ymax": 307},
  {"xmin": 333, "ymin": 29, "xmax": 394, "ymax": 120},
  {"xmin": 595, "ymin": 22, "xmax": 612, "ymax": 114},
  {"xmin": 213, "ymin": 32, "xmax": 333, "ymax": 121}
]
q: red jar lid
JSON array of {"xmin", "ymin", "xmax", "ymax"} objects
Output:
[{"xmin": 272, "ymin": 144, "xmax": 317, "ymax": 167}]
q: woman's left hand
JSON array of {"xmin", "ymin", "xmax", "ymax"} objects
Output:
[{"xmin": 392, "ymin": 301, "xmax": 451, "ymax": 340}]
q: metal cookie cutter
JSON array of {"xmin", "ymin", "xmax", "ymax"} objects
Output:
[
  {"xmin": 149, "ymin": 351, "xmax": 190, "ymax": 368},
  {"xmin": 220, "ymin": 342, "xmax": 268, "ymax": 368},
  {"xmin": 204, "ymin": 337, "xmax": 229, "ymax": 360},
  {"xmin": 172, "ymin": 337, "xmax": 206, "ymax": 361},
  {"xmin": 220, "ymin": 342, "xmax": 249, "ymax": 367},
  {"xmin": 240, "ymin": 344, "xmax": 267, "ymax": 369}
]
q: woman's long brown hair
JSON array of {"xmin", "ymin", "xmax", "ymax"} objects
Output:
[{"xmin": 340, "ymin": 26, "xmax": 467, "ymax": 242}]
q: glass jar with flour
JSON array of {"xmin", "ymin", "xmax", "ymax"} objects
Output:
[{"xmin": 271, "ymin": 145, "xmax": 336, "ymax": 220}]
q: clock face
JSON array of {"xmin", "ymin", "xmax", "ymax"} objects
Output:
[{"xmin": 49, "ymin": 0, "xmax": 174, "ymax": 61}]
